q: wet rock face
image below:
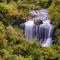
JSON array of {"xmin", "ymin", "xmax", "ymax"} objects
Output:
[{"xmin": 34, "ymin": 19, "xmax": 43, "ymax": 25}]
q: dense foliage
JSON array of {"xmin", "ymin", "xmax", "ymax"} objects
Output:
[{"xmin": 0, "ymin": 0, "xmax": 60, "ymax": 60}]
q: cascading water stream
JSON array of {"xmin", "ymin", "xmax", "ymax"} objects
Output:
[
  {"xmin": 40, "ymin": 20, "xmax": 53, "ymax": 47},
  {"xmin": 34, "ymin": 9, "xmax": 53, "ymax": 47},
  {"xmin": 20, "ymin": 9, "xmax": 53, "ymax": 47},
  {"xmin": 25, "ymin": 20, "xmax": 35, "ymax": 40}
]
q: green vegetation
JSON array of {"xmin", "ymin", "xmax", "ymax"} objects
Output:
[{"xmin": 0, "ymin": 0, "xmax": 60, "ymax": 60}]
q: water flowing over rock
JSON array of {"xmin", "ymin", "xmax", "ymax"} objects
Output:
[
  {"xmin": 25, "ymin": 20, "xmax": 35, "ymax": 40},
  {"xmin": 20, "ymin": 9, "xmax": 53, "ymax": 47},
  {"xmin": 39, "ymin": 20, "xmax": 53, "ymax": 47}
]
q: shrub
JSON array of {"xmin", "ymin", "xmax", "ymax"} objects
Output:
[
  {"xmin": 0, "ymin": 3, "xmax": 20, "ymax": 25},
  {"xmin": 42, "ymin": 47, "xmax": 59, "ymax": 60},
  {"xmin": 0, "ymin": 21, "xmax": 6, "ymax": 45}
]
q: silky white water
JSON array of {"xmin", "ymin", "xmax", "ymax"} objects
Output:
[
  {"xmin": 40, "ymin": 20, "xmax": 53, "ymax": 47},
  {"xmin": 25, "ymin": 20, "xmax": 35, "ymax": 40},
  {"xmin": 20, "ymin": 9, "xmax": 53, "ymax": 47}
]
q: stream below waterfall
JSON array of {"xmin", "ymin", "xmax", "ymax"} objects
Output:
[{"xmin": 20, "ymin": 9, "xmax": 53, "ymax": 47}]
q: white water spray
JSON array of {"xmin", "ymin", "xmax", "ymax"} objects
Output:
[
  {"xmin": 25, "ymin": 20, "xmax": 35, "ymax": 40},
  {"xmin": 20, "ymin": 9, "xmax": 53, "ymax": 47},
  {"xmin": 40, "ymin": 20, "xmax": 53, "ymax": 47}
]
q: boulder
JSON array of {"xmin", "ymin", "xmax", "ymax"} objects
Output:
[{"xmin": 34, "ymin": 19, "xmax": 43, "ymax": 25}]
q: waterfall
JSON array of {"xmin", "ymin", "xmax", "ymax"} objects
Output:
[
  {"xmin": 40, "ymin": 20, "xmax": 53, "ymax": 47},
  {"xmin": 20, "ymin": 9, "xmax": 53, "ymax": 47},
  {"xmin": 25, "ymin": 20, "xmax": 35, "ymax": 40}
]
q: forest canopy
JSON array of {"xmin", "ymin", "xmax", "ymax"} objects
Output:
[{"xmin": 0, "ymin": 0, "xmax": 60, "ymax": 60}]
